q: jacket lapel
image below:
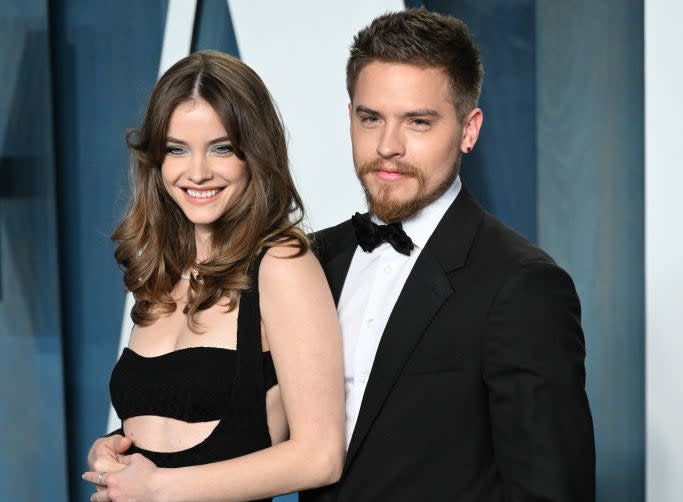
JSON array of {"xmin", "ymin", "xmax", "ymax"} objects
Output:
[
  {"xmin": 344, "ymin": 185, "xmax": 484, "ymax": 469},
  {"xmin": 313, "ymin": 220, "xmax": 358, "ymax": 306}
]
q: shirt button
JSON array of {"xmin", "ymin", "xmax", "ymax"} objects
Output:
[
  {"xmin": 366, "ymin": 318, "xmax": 375, "ymax": 328},
  {"xmin": 384, "ymin": 265, "xmax": 392, "ymax": 275},
  {"xmin": 359, "ymin": 374, "xmax": 369, "ymax": 384}
]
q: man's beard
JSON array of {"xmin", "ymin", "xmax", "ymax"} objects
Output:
[{"xmin": 356, "ymin": 157, "xmax": 460, "ymax": 223}]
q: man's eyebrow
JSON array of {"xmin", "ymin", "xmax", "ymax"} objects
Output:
[
  {"xmin": 353, "ymin": 106, "xmax": 440, "ymax": 119},
  {"xmin": 403, "ymin": 108, "xmax": 440, "ymax": 118},
  {"xmin": 354, "ymin": 105, "xmax": 380, "ymax": 115}
]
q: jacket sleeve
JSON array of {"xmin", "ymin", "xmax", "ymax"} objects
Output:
[{"xmin": 483, "ymin": 260, "xmax": 596, "ymax": 501}]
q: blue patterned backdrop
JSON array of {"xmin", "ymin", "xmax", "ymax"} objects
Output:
[
  {"xmin": 0, "ymin": 1, "xmax": 644, "ymax": 500},
  {"xmin": 0, "ymin": 1, "xmax": 66, "ymax": 499},
  {"xmin": 50, "ymin": 2, "xmax": 167, "ymax": 499},
  {"xmin": 536, "ymin": 2, "xmax": 644, "ymax": 499}
]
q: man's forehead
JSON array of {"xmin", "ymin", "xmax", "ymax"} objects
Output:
[
  {"xmin": 352, "ymin": 63, "xmax": 454, "ymax": 113},
  {"xmin": 356, "ymin": 60, "xmax": 448, "ymax": 78},
  {"xmin": 355, "ymin": 62, "xmax": 450, "ymax": 93}
]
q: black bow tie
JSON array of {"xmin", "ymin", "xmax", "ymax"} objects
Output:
[{"xmin": 351, "ymin": 212, "xmax": 415, "ymax": 256}]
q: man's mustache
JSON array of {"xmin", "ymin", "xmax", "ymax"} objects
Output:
[{"xmin": 357, "ymin": 159, "xmax": 421, "ymax": 179}]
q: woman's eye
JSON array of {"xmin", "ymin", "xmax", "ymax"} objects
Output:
[
  {"xmin": 212, "ymin": 144, "xmax": 234, "ymax": 155},
  {"xmin": 165, "ymin": 145, "xmax": 186, "ymax": 155}
]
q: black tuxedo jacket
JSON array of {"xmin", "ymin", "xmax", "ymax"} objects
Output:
[{"xmin": 302, "ymin": 185, "xmax": 595, "ymax": 501}]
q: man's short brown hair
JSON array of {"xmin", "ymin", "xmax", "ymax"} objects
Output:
[{"xmin": 347, "ymin": 8, "xmax": 484, "ymax": 122}]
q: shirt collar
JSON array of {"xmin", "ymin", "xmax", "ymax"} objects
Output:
[{"xmin": 370, "ymin": 176, "xmax": 461, "ymax": 250}]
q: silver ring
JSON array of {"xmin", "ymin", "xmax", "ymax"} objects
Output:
[{"xmin": 97, "ymin": 472, "xmax": 106, "ymax": 486}]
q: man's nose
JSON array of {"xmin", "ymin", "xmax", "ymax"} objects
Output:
[{"xmin": 376, "ymin": 122, "xmax": 405, "ymax": 159}]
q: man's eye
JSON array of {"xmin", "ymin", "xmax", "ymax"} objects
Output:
[
  {"xmin": 411, "ymin": 118, "xmax": 431, "ymax": 127},
  {"xmin": 361, "ymin": 115, "xmax": 380, "ymax": 123}
]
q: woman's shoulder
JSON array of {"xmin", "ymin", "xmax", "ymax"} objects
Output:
[
  {"xmin": 264, "ymin": 238, "xmax": 307, "ymax": 258},
  {"xmin": 258, "ymin": 241, "xmax": 322, "ymax": 286}
]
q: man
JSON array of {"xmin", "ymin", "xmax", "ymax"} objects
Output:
[
  {"xmin": 302, "ymin": 8, "xmax": 595, "ymax": 501},
  {"xmin": 90, "ymin": 8, "xmax": 595, "ymax": 501}
]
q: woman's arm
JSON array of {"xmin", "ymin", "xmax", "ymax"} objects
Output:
[{"xmin": 85, "ymin": 248, "xmax": 345, "ymax": 502}]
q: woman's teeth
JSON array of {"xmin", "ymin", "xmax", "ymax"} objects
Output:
[{"xmin": 186, "ymin": 188, "xmax": 219, "ymax": 198}]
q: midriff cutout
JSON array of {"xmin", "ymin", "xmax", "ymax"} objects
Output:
[{"xmin": 123, "ymin": 415, "xmax": 220, "ymax": 453}]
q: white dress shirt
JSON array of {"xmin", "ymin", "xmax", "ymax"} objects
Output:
[{"xmin": 338, "ymin": 176, "xmax": 462, "ymax": 448}]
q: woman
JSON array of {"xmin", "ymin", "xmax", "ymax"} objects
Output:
[{"xmin": 82, "ymin": 51, "xmax": 344, "ymax": 501}]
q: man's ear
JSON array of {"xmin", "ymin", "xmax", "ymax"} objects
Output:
[
  {"xmin": 460, "ymin": 108, "xmax": 483, "ymax": 153},
  {"xmin": 348, "ymin": 102, "xmax": 353, "ymax": 118}
]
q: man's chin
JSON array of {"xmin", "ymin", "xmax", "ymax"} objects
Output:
[
  {"xmin": 365, "ymin": 184, "xmax": 414, "ymax": 205},
  {"xmin": 367, "ymin": 195, "xmax": 420, "ymax": 223}
]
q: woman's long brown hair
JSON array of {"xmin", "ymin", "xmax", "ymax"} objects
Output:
[{"xmin": 112, "ymin": 51, "xmax": 308, "ymax": 330}]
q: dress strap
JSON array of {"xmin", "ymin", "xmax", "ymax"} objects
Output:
[{"xmin": 231, "ymin": 249, "xmax": 269, "ymax": 413}]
